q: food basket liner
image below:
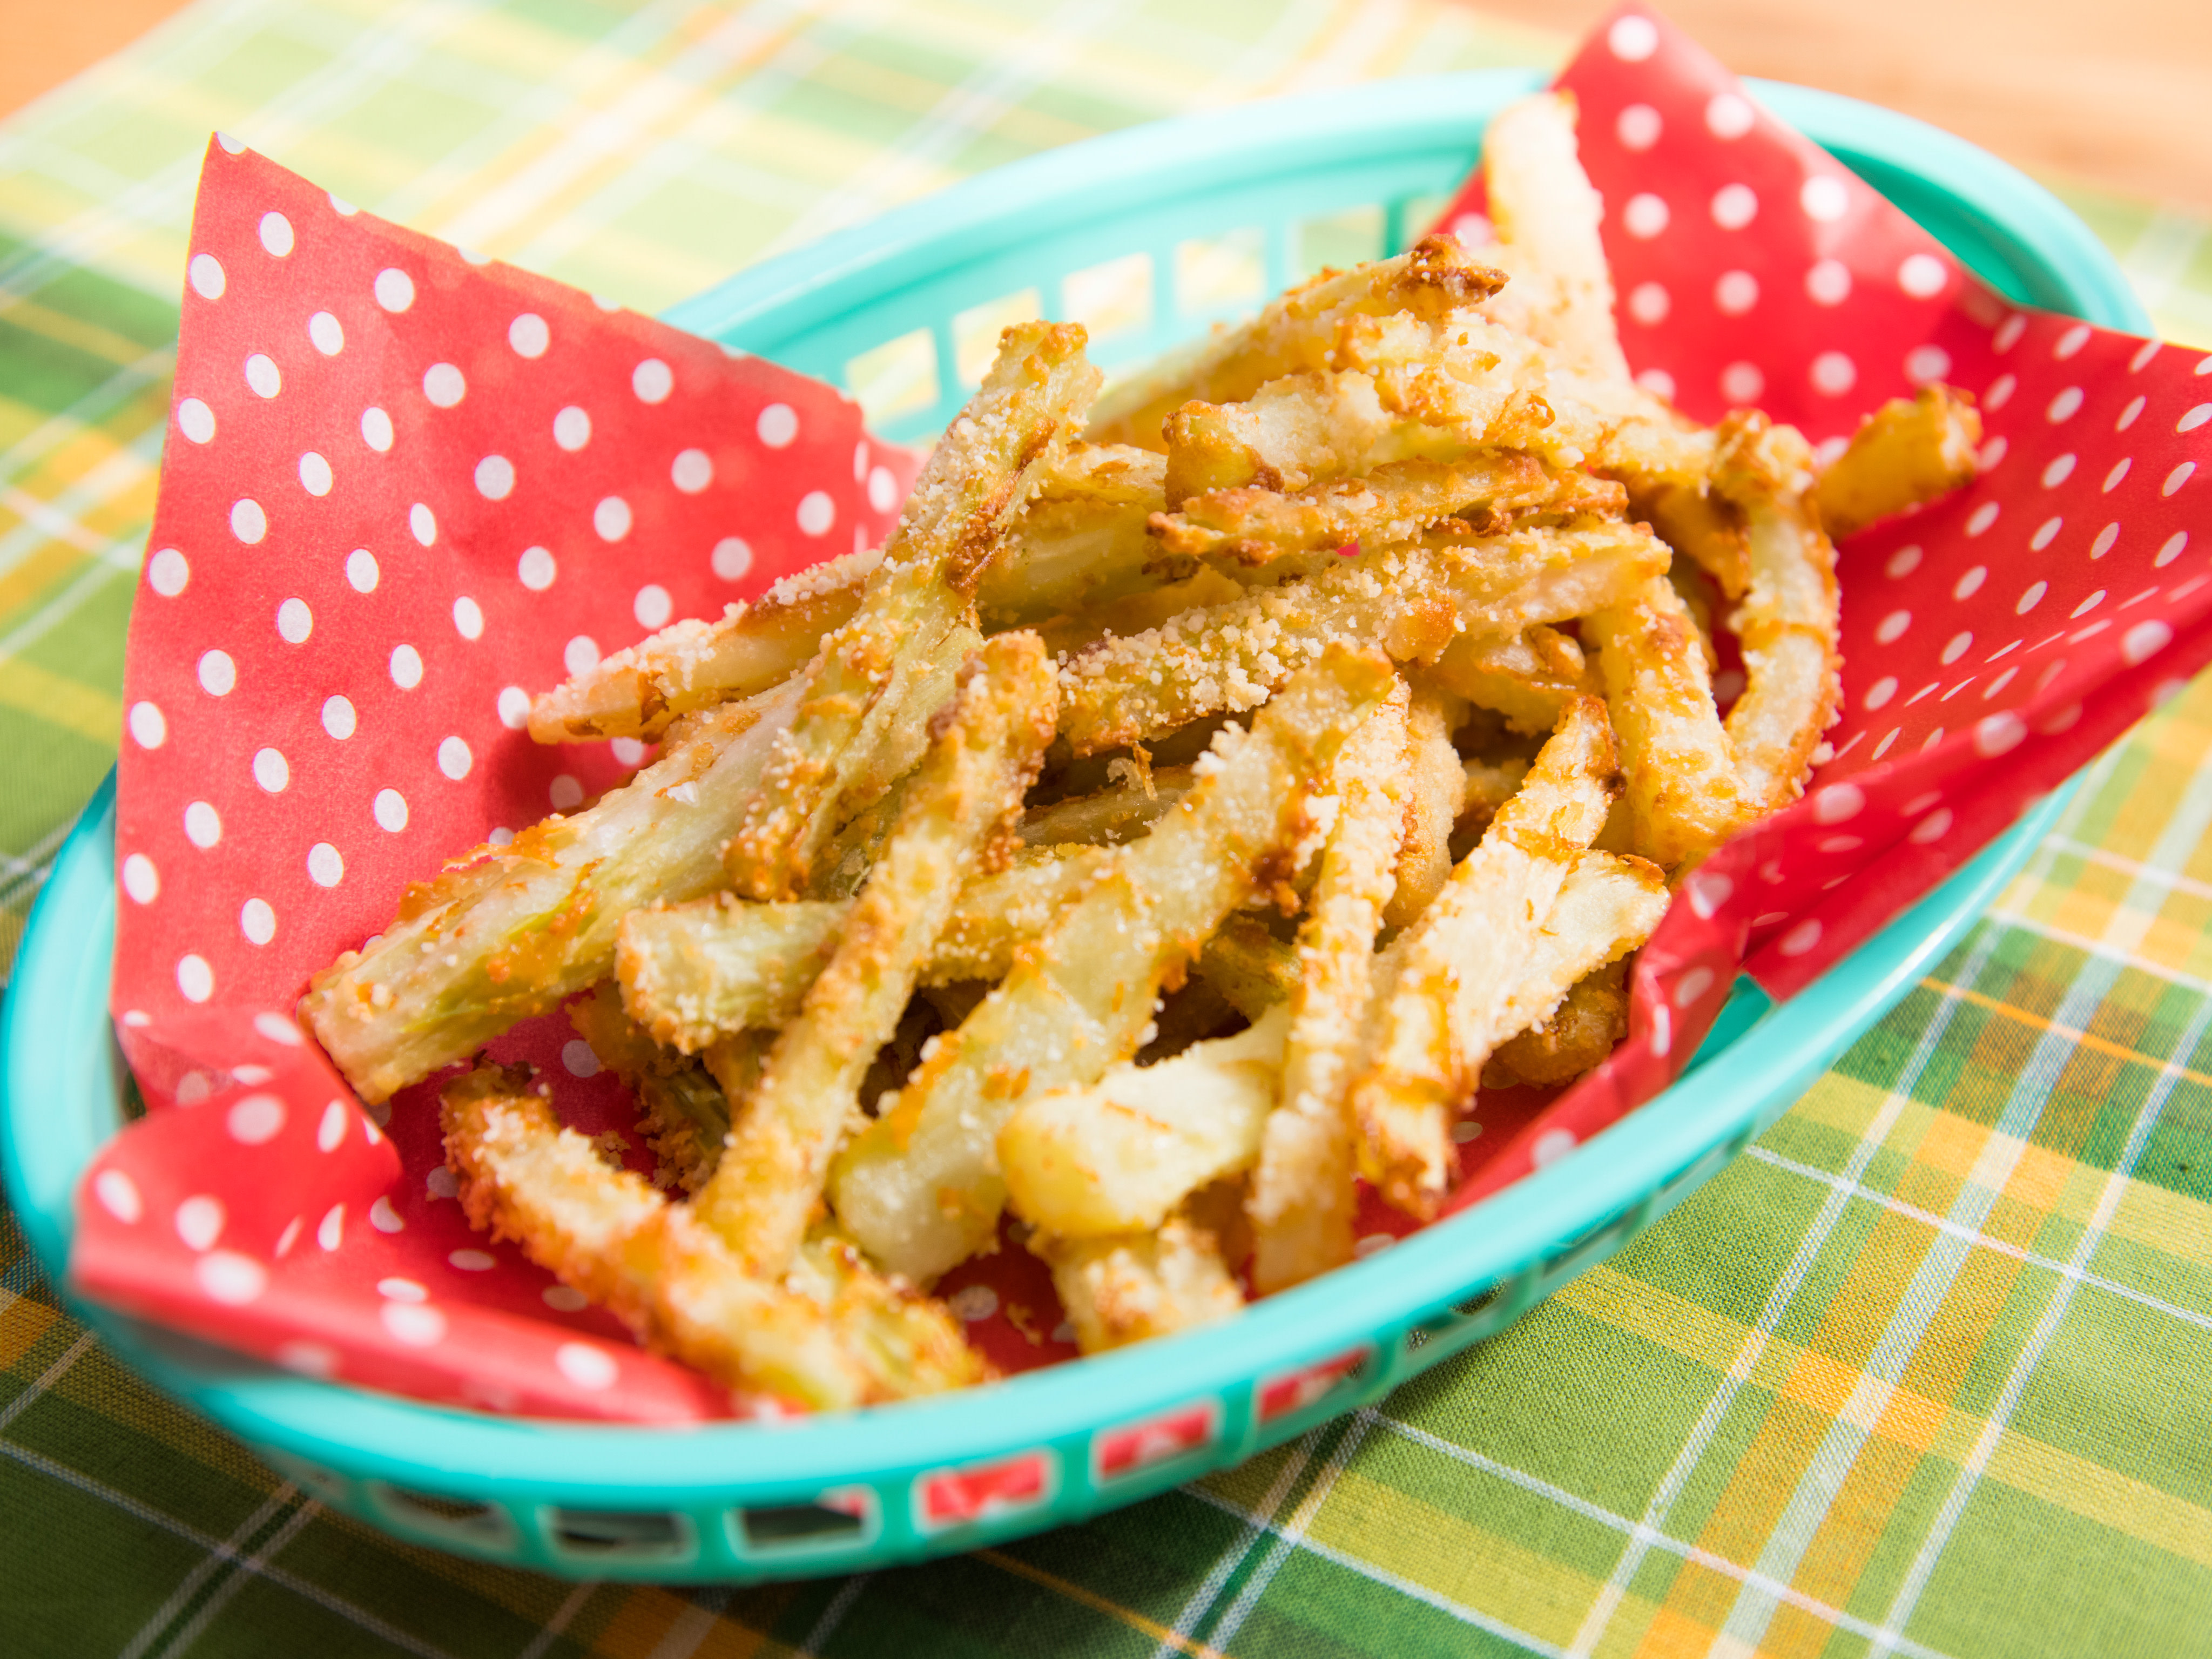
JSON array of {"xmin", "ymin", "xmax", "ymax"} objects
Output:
[{"xmin": 69, "ymin": 3, "xmax": 2212, "ymax": 1420}]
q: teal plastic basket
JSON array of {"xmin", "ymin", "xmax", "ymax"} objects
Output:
[{"xmin": 0, "ymin": 71, "xmax": 2148, "ymax": 1583}]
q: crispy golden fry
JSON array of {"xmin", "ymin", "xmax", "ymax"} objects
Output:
[
  {"xmin": 1034, "ymin": 1218, "xmax": 1245, "ymax": 1354},
  {"xmin": 1428, "ymin": 624, "xmax": 1597, "ymax": 733},
  {"xmin": 727, "ymin": 322, "xmax": 1100, "ymax": 900},
  {"xmin": 440, "ymin": 1063, "xmax": 986, "ymax": 1408},
  {"xmin": 1711, "ymin": 414, "xmax": 1843, "ymax": 814},
  {"xmin": 568, "ymin": 984, "xmax": 730, "ymax": 1192},
  {"xmin": 1088, "ymin": 235, "xmax": 1506, "ymax": 448},
  {"xmin": 529, "ymin": 549, "xmax": 875, "ymax": 745},
  {"xmin": 1816, "ymin": 385, "xmax": 1982, "ymax": 541},
  {"xmin": 1478, "ymin": 92, "xmax": 1630, "ymax": 382},
  {"xmin": 1030, "ymin": 567, "xmax": 1250, "ymax": 661},
  {"xmin": 1020, "ymin": 768, "xmax": 1192, "ymax": 847},
  {"xmin": 830, "ymin": 645, "xmax": 1395, "ymax": 1280},
  {"xmin": 1159, "ymin": 371, "xmax": 1473, "ymax": 507},
  {"xmin": 1194, "ymin": 915, "xmax": 1299, "ymax": 1020},
  {"xmin": 1460, "ymin": 756, "xmax": 1532, "ymax": 823},
  {"xmin": 1645, "ymin": 484, "xmax": 1751, "ymax": 601},
  {"xmin": 1488, "ymin": 849, "xmax": 1664, "ymax": 1047},
  {"xmin": 693, "ymin": 634, "xmax": 1058, "ymax": 1277},
  {"xmin": 301, "ymin": 683, "xmax": 801, "ymax": 1104},
  {"xmin": 979, "ymin": 443, "xmax": 1182, "ymax": 626},
  {"xmin": 1249, "ymin": 693, "xmax": 1410, "ymax": 1293},
  {"xmin": 1385, "ymin": 683, "xmax": 1467, "ymax": 930},
  {"xmin": 1668, "ymin": 561, "xmax": 1721, "ymax": 673},
  {"xmin": 1351, "ymin": 697, "xmax": 1618, "ymax": 1218},
  {"xmin": 1058, "ymin": 519, "xmax": 1666, "ymax": 756},
  {"xmin": 1487, "ymin": 957, "xmax": 1630, "ymax": 1088},
  {"xmin": 1000, "ymin": 1006, "xmax": 1287, "ymax": 1238},
  {"xmin": 1584, "ymin": 574, "xmax": 1752, "ymax": 869}
]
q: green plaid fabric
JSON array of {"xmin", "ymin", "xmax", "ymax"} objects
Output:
[{"xmin": 5, "ymin": 2, "xmax": 2211, "ymax": 1653}]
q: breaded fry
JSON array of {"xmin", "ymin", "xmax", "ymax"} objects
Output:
[
  {"xmin": 1019, "ymin": 768, "xmax": 1192, "ymax": 847},
  {"xmin": 1351, "ymin": 697, "xmax": 1618, "ymax": 1218},
  {"xmin": 1034, "ymin": 1218, "xmax": 1245, "ymax": 1354},
  {"xmin": 1479, "ymin": 92, "xmax": 1630, "ymax": 382},
  {"xmin": 301, "ymin": 682, "xmax": 801, "ymax": 1104},
  {"xmin": 1193, "ymin": 914, "xmax": 1299, "ymax": 1020},
  {"xmin": 568, "ymin": 983, "xmax": 730, "ymax": 1192},
  {"xmin": 1584, "ymin": 574, "xmax": 1751, "ymax": 869},
  {"xmin": 1711, "ymin": 414, "xmax": 1843, "ymax": 813},
  {"xmin": 1385, "ymin": 683, "xmax": 1467, "ymax": 930},
  {"xmin": 1057, "ymin": 519, "xmax": 1667, "ymax": 756},
  {"xmin": 1487, "ymin": 957, "xmax": 1630, "ymax": 1088},
  {"xmin": 1645, "ymin": 484, "xmax": 1751, "ymax": 600},
  {"xmin": 693, "ymin": 634, "xmax": 1058, "ymax": 1277},
  {"xmin": 1427, "ymin": 624, "xmax": 1597, "ymax": 733},
  {"xmin": 1816, "ymin": 385, "xmax": 1982, "ymax": 541},
  {"xmin": 440, "ymin": 1063, "xmax": 985, "ymax": 1408},
  {"xmin": 727, "ymin": 321, "xmax": 1100, "ymax": 899},
  {"xmin": 1249, "ymin": 693, "xmax": 1410, "ymax": 1293},
  {"xmin": 830, "ymin": 645, "xmax": 1395, "ymax": 1280},
  {"xmin": 979, "ymin": 443, "xmax": 1182, "ymax": 625}
]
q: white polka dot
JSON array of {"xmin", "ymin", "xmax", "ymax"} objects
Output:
[
  {"xmin": 315, "ymin": 1100, "xmax": 349, "ymax": 1153},
  {"xmin": 1940, "ymin": 630, "xmax": 1973, "ymax": 665},
  {"xmin": 947, "ymin": 1284, "xmax": 999, "ymax": 1323},
  {"xmin": 1906, "ymin": 345, "xmax": 1951, "ymax": 385},
  {"xmin": 307, "ymin": 310, "xmax": 343, "ymax": 356},
  {"xmin": 197, "ymin": 649, "xmax": 238, "ymax": 697},
  {"xmin": 147, "ymin": 548, "xmax": 190, "ymax": 598},
  {"xmin": 2031, "ymin": 517, "xmax": 2062, "ymax": 551},
  {"xmin": 252, "ymin": 746, "xmax": 289, "ymax": 793},
  {"xmin": 374, "ymin": 268, "xmax": 415, "ymax": 312},
  {"xmin": 472, "ymin": 454, "xmax": 515, "ymax": 500},
  {"xmin": 618, "ymin": 587, "xmax": 671, "ymax": 637},
  {"xmin": 377, "ymin": 1276, "xmax": 428, "ymax": 1303},
  {"xmin": 796, "ymin": 490, "xmax": 837, "ymax": 537},
  {"xmin": 1608, "ymin": 12, "xmax": 1657, "ymax": 57},
  {"xmin": 453, "ymin": 596, "xmax": 483, "ymax": 640},
  {"xmin": 437, "ymin": 736, "xmax": 471, "ymax": 779},
  {"xmin": 298, "ymin": 451, "xmax": 333, "ymax": 496},
  {"xmin": 544, "ymin": 1285, "xmax": 590, "ymax": 1313},
  {"xmin": 1805, "ymin": 259, "xmax": 1850, "ymax": 306},
  {"xmin": 184, "ymin": 800, "xmax": 221, "ymax": 848},
  {"xmin": 422, "ymin": 362, "xmax": 466, "ymax": 409},
  {"xmin": 671, "ymin": 448, "xmax": 713, "ymax": 493},
  {"xmin": 227, "ymin": 1091, "xmax": 284, "ymax": 1143},
  {"xmin": 1985, "ymin": 375, "xmax": 2017, "ymax": 413},
  {"xmin": 403, "ymin": 508, "xmax": 435, "ymax": 554},
  {"xmin": 366, "ymin": 1196, "xmax": 404, "ymax": 1236},
  {"xmin": 2017, "ymin": 580, "xmax": 2047, "ymax": 614},
  {"xmin": 1636, "ymin": 367, "xmax": 1676, "ymax": 402},
  {"xmin": 319, "ymin": 696, "xmax": 359, "ymax": 744},
  {"xmin": 176, "ymin": 397, "xmax": 215, "ymax": 444},
  {"xmin": 1711, "ymin": 184, "xmax": 1758, "ymax": 230},
  {"xmin": 374, "ymin": 788, "xmax": 408, "ymax": 832},
  {"xmin": 129, "ymin": 701, "xmax": 166, "ymax": 749},
  {"xmin": 1813, "ymin": 435, "xmax": 1849, "ymax": 469},
  {"xmin": 1354, "ymin": 1233, "xmax": 1396, "ymax": 1258},
  {"xmin": 1876, "ymin": 610, "xmax": 1911, "ymax": 644},
  {"xmin": 564, "ymin": 636, "xmax": 599, "ymax": 677},
  {"xmin": 509, "ymin": 312, "xmax": 550, "ymax": 358},
  {"xmin": 188, "ymin": 253, "xmax": 225, "ymax": 299},
  {"xmin": 1685, "ymin": 872, "xmax": 1731, "ymax": 920},
  {"xmin": 307, "ymin": 841, "xmax": 344, "ymax": 886},
  {"xmin": 1985, "ymin": 666, "xmax": 2020, "ymax": 699},
  {"xmin": 712, "ymin": 537, "xmax": 752, "ymax": 581},
  {"xmin": 1669, "ymin": 966, "xmax": 1716, "ymax": 1013},
  {"xmin": 450, "ymin": 1249, "xmax": 496, "ymax": 1272},
  {"xmin": 312, "ymin": 1204, "xmax": 346, "ymax": 1252},
  {"xmin": 231, "ymin": 499, "xmax": 267, "ymax": 544},
  {"xmin": 174, "ymin": 1195, "xmax": 225, "ymax": 1251},
  {"xmin": 1776, "ymin": 920, "xmax": 1822, "ymax": 959},
  {"xmin": 122, "ymin": 852, "xmax": 160, "ymax": 905},
  {"xmin": 1799, "ymin": 175, "xmax": 1850, "ymax": 222},
  {"xmin": 389, "ymin": 643, "xmax": 423, "ymax": 690},
  {"xmin": 1615, "ymin": 103, "xmax": 1662, "ymax": 150},
  {"xmin": 756, "ymin": 402, "xmax": 799, "ymax": 448},
  {"xmin": 197, "ymin": 1251, "xmax": 266, "ymax": 1306},
  {"xmin": 177, "ymin": 954, "xmax": 214, "ymax": 1003},
  {"xmin": 1954, "ymin": 565, "xmax": 1986, "ymax": 599},
  {"xmin": 95, "ymin": 1168, "xmax": 143, "ymax": 1223},
  {"xmin": 1901, "ymin": 805, "xmax": 1953, "ymax": 847},
  {"xmin": 549, "ymin": 774, "xmax": 584, "ymax": 811},
  {"xmin": 1449, "ymin": 212, "xmax": 1492, "ymax": 246},
  {"xmin": 2199, "ymin": 355, "xmax": 2212, "ymax": 376},
  {"xmin": 1705, "ymin": 91, "xmax": 1755, "ymax": 138},
  {"xmin": 1898, "ymin": 253, "xmax": 1949, "ymax": 299},
  {"xmin": 1532, "ymin": 1128, "xmax": 1578, "ymax": 1167},
  {"xmin": 2156, "ymin": 532, "xmax": 2189, "ymax": 568},
  {"xmin": 2124, "ymin": 619, "xmax": 2174, "ymax": 665},
  {"xmin": 497, "ymin": 685, "xmax": 531, "ymax": 730},
  {"xmin": 2036, "ymin": 453, "xmax": 2078, "ymax": 489},
  {"xmin": 1886, "ymin": 545, "xmax": 1923, "ymax": 579},
  {"xmin": 382, "ymin": 1302, "xmax": 446, "ymax": 1346},
  {"xmin": 594, "ymin": 496, "xmax": 632, "ymax": 542},
  {"xmin": 2098, "ymin": 460, "xmax": 2134, "ymax": 498},
  {"xmin": 2047, "ymin": 386, "xmax": 2084, "ymax": 423},
  {"xmin": 2049, "ymin": 323, "xmax": 2092, "ymax": 361},
  {"xmin": 244, "ymin": 352, "xmax": 281, "ymax": 399},
  {"xmin": 361, "ymin": 406, "xmax": 394, "ymax": 451},
  {"xmin": 561, "ymin": 1038, "xmax": 600, "ymax": 1078},
  {"xmin": 2072, "ymin": 590, "xmax": 2106, "ymax": 619},
  {"xmin": 1994, "ymin": 314, "xmax": 2028, "ymax": 354},
  {"xmin": 1720, "ymin": 361, "xmax": 1763, "ymax": 404},
  {"xmin": 1811, "ymin": 352, "xmax": 1857, "ymax": 396},
  {"xmin": 257, "ymin": 210, "xmax": 294, "ymax": 257},
  {"xmin": 1966, "ymin": 501, "xmax": 2000, "ymax": 537},
  {"xmin": 1707, "ymin": 272, "xmax": 1757, "ymax": 319},
  {"xmin": 1625, "ymin": 281, "xmax": 1669, "ymax": 327},
  {"xmin": 1812, "ymin": 783, "xmax": 1864, "ymax": 824},
  {"xmin": 2038, "ymin": 703, "xmax": 2082, "ymax": 735},
  {"xmin": 633, "ymin": 358, "xmax": 673, "ymax": 402},
  {"xmin": 1973, "ymin": 711, "xmax": 2026, "ymax": 757},
  {"xmin": 1864, "ymin": 676, "xmax": 1897, "ymax": 711},
  {"xmin": 553, "ymin": 406, "xmax": 591, "ymax": 450},
  {"xmin": 2164, "ymin": 462, "xmax": 2196, "ymax": 497},
  {"xmin": 1622, "ymin": 193, "xmax": 1669, "ymax": 238}
]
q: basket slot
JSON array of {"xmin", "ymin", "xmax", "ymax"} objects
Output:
[
  {"xmin": 545, "ymin": 1506, "xmax": 696, "ymax": 1564},
  {"xmin": 950, "ymin": 287, "xmax": 1045, "ymax": 390},
  {"xmin": 1172, "ymin": 227, "xmax": 1267, "ymax": 325},
  {"xmin": 1295, "ymin": 204, "xmax": 1386, "ymax": 284},
  {"xmin": 1059, "ymin": 252, "xmax": 1155, "ymax": 348},
  {"xmin": 844, "ymin": 326, "xmax": 942, "ymax": 433},
  {"xmin": 366, "ymin": 1482, "xmax": 521, "ymax": 1555}
]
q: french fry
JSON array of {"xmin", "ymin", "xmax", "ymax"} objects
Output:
[
  {"xmin": 726, "ymin": 321, "xmax": 1099, "ymax": 899},
  {"xmin": 1479, "ymin": 92, "xmax": 1630, "ymax": 382},
  {"xmin": 978, "ymin": 443, "xmax": 1183, "ymax": 626},
  {"xmin": 1385, "ymin": 683, "xmax": 1467, "ymax": 930},
  {"xmin": 1351, "ymin": 696, "xmax": 1618, "ymax": 1218},
  {"xmin": 1000, "ymin": 1005, "xmax": 1287, "ymax": 1238},
  {"xmin": 1193, "ymin": 914, "xmax": 1299, "ymax": 1020},
  {"xmin": 1815, "ymin": 385, "xmax": 1982, "ymax": 541},
  {"xmin": 1057, "ymin": 519, "xmax": 1666, "ymax": 755},
  {"xmin": 1644, "ymin": 484, "xmax": 1751, "ymax": 600},
  {"xmin": 1248, "ymin": 693, "xmax": 1410, "ymax": 1293},
  {"xmin": 1034, "ymin": 1218, "xmax": 1245, "ymax": 1354},
  {"xmin": 691, "ymin": 633, "xmax": 1058, "ymax": 1277},
  {"xmin": 301, "ymin": 681, "xmax": 801, "ymax": 1104},
  {"xmin": 440, "ymin": 1063, "xmax": 986, "ymax": 1408},
  {"xmin": 568, "ymin": 983, "xmax": 730, "ymax": 1192},
  {"xmin": 1019, "ymin": 768, "xmax": 1192, "ymax": 848},
  {"xmin": 1583, "ymin": 574, "xmax": 1751, "ymax": 869},
  {"xmin": 829, "ymin": 645, "xmax": 1395, "ymax": 1280},
  {"xmin": 1427, "ymin": 624, "xmax": 1597, "ymax": 733},
  {"xmin": 1712, "ymin": 413, "xmax": 1843, "ymax": 813},
  {"xmin": 1088, "ymin": 235, "xmax": 1506, "ymax": 449},
  {"xmin": 1487, "ymin": 957, "xmax": 1630, "ymax": 1088},
  {"xmin": 1486, "ymin": 850, "xmax": 1665, "ymax": 1054}
]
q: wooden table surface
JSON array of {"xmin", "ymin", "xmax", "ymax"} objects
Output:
[{"xmin": 5, "ymin": 0, "xmax": 2210, "ymax": 217}]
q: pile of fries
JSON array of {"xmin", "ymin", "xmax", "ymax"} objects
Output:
[{"xmin": 299, "ymin": 95, "xmax": 1980, "ymax": 1412}]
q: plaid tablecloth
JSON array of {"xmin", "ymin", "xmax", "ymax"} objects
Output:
[{"xmin": 5, "ymin": 3, "xmax": 2212, "ymax": 1654}]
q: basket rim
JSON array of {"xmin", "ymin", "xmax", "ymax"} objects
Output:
[{"xmin": 0, "ymin": 68, "xmax": 2140, "ymax": 1503}]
